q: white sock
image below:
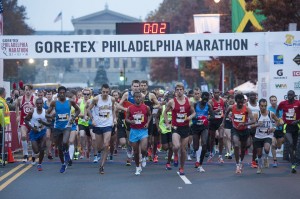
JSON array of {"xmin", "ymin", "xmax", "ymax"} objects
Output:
[
  {"xmin": 69, "ymin": 144, "xmax": 75, "ymax": 160},
  {"xmin": 196, "ymin": 147, "xmax": 202, "ymax": 162},
  {"xmin": 22, "ymin": 141, "xmax": 28, "ymax": 155}
]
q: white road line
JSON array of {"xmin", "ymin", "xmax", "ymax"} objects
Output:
[{"xmin": 177, "ymin": 172, "xmax": 192, "ymax": 184}]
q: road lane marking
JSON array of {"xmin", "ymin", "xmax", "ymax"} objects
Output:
[
  {"xmin": 177, "ymin": 172, "xmax": 192, "ymax": 184},
  {"xmin": 0, "ymin": 164, "xmax": 25, "ymax": 182},
  {"xmin": 0, "ymin": 164, "xmax": 32, "ymax": 191}
]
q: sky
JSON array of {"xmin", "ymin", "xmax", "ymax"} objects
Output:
[{"xmin": 18, "ymin": 0, "xmax": 164, "ymax": 31}]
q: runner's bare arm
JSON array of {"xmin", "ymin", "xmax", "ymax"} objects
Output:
[
  {"xmin": 163, "ymin": 99, "xmax": 173, "ymax": 127},
  {"xmin": 187, "ymin": 99, "xmax": 196, "ymax": 121},
  {"xmin": 150, "ymin": 93, "xmax": 161, "ymax": 109},
  {"xmin": 86, "ymin": 97, "xmax": 98, "ymax": 120},
  {"xmin": 116, "ymin": 92, "xmax": 128, "ymax": 112}
]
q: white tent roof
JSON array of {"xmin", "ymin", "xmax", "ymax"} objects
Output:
[{"xmin": 234, "ymin": 81, "xmax": 257, "ymax": 94}]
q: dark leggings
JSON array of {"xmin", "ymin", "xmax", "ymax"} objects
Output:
[
  {"xmin": 285, "ymin": 132, "xmax": 299, "ymax": 165},
  {"xmin": 193, "ymin": 129, "xmax": 208, "ymax": 165}
]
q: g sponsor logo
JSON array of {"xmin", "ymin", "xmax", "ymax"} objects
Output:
[{"xmin": 274, "ymin": 69, "xmax": 287, "ymax": 79}]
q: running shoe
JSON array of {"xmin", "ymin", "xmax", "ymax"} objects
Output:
[
  {"xmin": 194, "ymin": 161, "xmax": 200, "ymax": 168},
  {"xmin": 251, "ymin": 161, "xmax": 258, "ymax": 168},
  {"xmin": 64, "ymin": 151, "xmax": 70, "ymax": 163},
  {"xmin": 74, "ymin": 152, "xmax": 79, "ymax": 160},
  {"xmin": 109, "ymin": 155, "xmax": 113, "ymax": 161},
  {"xmin": 235, "ymin": 165, "xmax": 242, "ymax": 174},
  {"xmin": 80, "ymin": 151, "xmax": 84, "ymax": 159},
  {"xmin": 97, "ymin": 152, "xmax": 101, "ymax": 161},
  {"xmin": 37, "ymin": 164, "xmax": 42, "ymax": 171},
  {"xmin": 48, "ymin": 154, "xmax": 53, "ymax": 160},
  {"xmin": 225, "ymin": 153, "xmax": 229, "ymax": 158},
  {"xmin": 114, "ymin": 149, "xmax": 118, "ymax": 156},
  {"xmin": 207, "ymin": 155, "xmax": 213, "ymax": 163},
  {"xmin": 99, "ymin": 166, "xmax": 104, "ymax": 174},
  {"xmin": 126, "ymin": 159, "xmax": 131, "ymax": 166},
  {"xmin": 127, "ymin": 150, "xmax": 133, "ymax": 159},
  {"xmin": 263, "ymin": 158, "xmax": 269, "ymax": 168},
  {"xmin": 257, "ymin": 166, "xmax": 262, "ymax": 174},
  {"xmin": 179, "ymin": 168, "xmax": 185, "ymax": 175},
  {"xmin": 187, "ymin": 154, "xmax": 192, "ymax": 161},
  {"xmin": 198, "ymin": 166, "xmax": 205, "ymax": 173},
  {"xmin": 291, "ymin": 165, "xmax": 297, "ymax": 174},
  {"xmin": 218, "ymin": 156, "xmax": 224, "ymax": 164},
  {"xmin": 272, "ymin": 161, "xmax": 278, "ymax": 168},
  {"xmin": 93, "ymin": 156, "xmax": 98, "ymax": 163},
  {"xmin": 166, "ymin": 163, "xmax": 172, "ymax": 170},
  {"xmin": 173, "ymin": 154, "xmax": 179, "ymax": 167},
  {"xmin": 22, "ymin": 155, "xmax": 28, "ymax": 163},
  {"xmin": 135, "ymin": 167, "xmax": 142, "ymax": 175},
  {"xmin": 228, "ymin": 155, "xmax": 233, "ymax": 160},
  {"xmin": 141, "ymin": 157, "xmax": 147, "ymax": 167},
  {"xmin": 68, "ymin": 159, "xmax": 72, "ymax": 167},
  {"xmin": 60, "ymin": 164, "xmax": 67, "ymax": 173},
  {"xmin": 153, "ymin": 155, "xmax": 158, "ymax": 163}
]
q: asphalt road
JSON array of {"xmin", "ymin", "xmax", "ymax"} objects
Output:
[{"xmin": 0, "ymin": 150, "xmax": 300, "ymax": 199}]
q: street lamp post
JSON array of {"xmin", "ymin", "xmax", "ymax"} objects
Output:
[{"xmin": 43, "ymin": 60, "xmax": 48, "ymax": 82}]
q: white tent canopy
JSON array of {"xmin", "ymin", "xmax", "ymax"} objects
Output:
[{"xmin": 234, "ymin": 81, "xmax": 258, "ymax": 94}]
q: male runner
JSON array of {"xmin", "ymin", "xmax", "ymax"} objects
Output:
[
  {"xmin": 87, "ymin": 84, "xmax": 116, "ymax": 174},
  {"xmin": 276, "ymin": 90, "xmax": 300, "ymax": 173},
  {"xmin": 125, "ymin": 91, "xmax": 151, "ymax": 175},
  {"xmin": 46, "ymin": 86, "xmax": 80, "ymax": 173},
  {"xmin": 164, "ymin": 82, "xmax": 195, "ymax": 175}
]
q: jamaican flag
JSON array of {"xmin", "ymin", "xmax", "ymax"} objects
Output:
[{"xmin": 232, "ymin": 0, "xmax": 265, "ymax": 32}]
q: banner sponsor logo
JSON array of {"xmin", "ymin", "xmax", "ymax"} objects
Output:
[
  {"xmin": 273, "ymin": 55, "xmax": 284, "ymax": 64},
  {"xmin": 293, "ymin": 54, "xmax": 300, "ymax": 65},
  {"xmin": 294, "ymin": 81, "xmax": 300, "ymax": 90},
  {"xmin": 284, "ymin": 95, "xmax": 299, "ymax": 100},
  {"xmin": 274, "ymin": 69, "xmax": 287, "ymax": 79},
  {"xmin": 1, "ymin": 38, "xmax": 28, "ymax": 56},
  {"xmin": 293, "ymin": 71, "xmax": 300, "ymax": 76},
  {"xmin": 275, "ymin": 84, "xmax": 287, "ymax": 89},
  {"xmin": 284, "ymin": 34, "xmax": 300, "ymax": 47}
]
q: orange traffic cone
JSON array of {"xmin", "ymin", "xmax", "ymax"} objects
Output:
[{"xmin": 7, "ymin": 148, "xmax": 15, "ymax": 163}]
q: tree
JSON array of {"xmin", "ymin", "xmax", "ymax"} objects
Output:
[
  {"xmin": 94, "ymin": 65, "xmax": 109, "ymax": 88},
  {"xmin": 2, "ymin": 0, "xmax": 34, "ymax": 82}
]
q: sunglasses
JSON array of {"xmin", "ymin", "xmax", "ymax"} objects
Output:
[{"xmin": 83, "ymin": 93, "xmax": 90, "ymax": 96}]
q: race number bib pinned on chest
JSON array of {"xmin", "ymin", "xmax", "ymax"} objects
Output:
[
  {"xmin": 133, "ymin": 113, "xmax": 144, "ymax": 124},
  {"xmin": 176, "ymin": 113, "xmax": 187, "ymax": 123},
  {"xmin": 233, "ymin": 114, "xmax": 245, "ymax": 123},
  {"xmin": 99, "ymin": 111, "xmax": 110, "ymax": 118},
  {"xmin": 286, "ymin": 108, "xmax": 296, "ymax": 120},
  {"xmin": 58, "ymin": 113, "xmax": 69, "ymax": 121}
]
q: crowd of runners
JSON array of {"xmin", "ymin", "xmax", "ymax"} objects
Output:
[{"xmin": 7, "ymin": 80, "xmax": 300, "ymax": 175}]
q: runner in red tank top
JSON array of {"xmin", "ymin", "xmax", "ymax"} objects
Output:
[
  {"xmin": 208, "ymin": 88, "xmax": 226, "ymax": 164},
  {"xmin": 163, "ymin": 82, "xmax": 195, "ymax": 175},
  {"xmin": 16, "ymin": 84, "xmax": 37, "ymax": 163},
  {"xmin": 125, "ymin": 91, "xmax": 151, "ymax": 175},
  {"xmin": 222, "ymin": 93, "xmax": 255, "ymax": 174}
]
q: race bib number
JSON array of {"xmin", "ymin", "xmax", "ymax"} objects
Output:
[
  {"xmin": 58, "ymin": 114, "xmax": 69, "ymax": 121},
  {"xmin": 133, "ymin": 114, "xmax": 144, "ymax": 124},
  {"xmin": 233, "ymin": 114, "xmax": 245, "ymax": 123},
  {"xmin": 176, "ymin": 113, "xmax": 187, "ymax": 123},
  {"xmin": 99, "ymin": 111, "xmax": 110, "ymax": 118},
  {"xmin": 286, "ymin": 109, "xmax": 296, "ymax": 120}
]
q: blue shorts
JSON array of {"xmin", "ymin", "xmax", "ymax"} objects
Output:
[
  {"xmin": 29, "ymin": 128, "xmax": 47, "ymax": 141},
  {"xmin": 129, "ymin": 128, "xmax": 148, "ymax": 143},
  {"xmin": 93, "ymin": 126, "xmax": 113, "ymax": 135}
]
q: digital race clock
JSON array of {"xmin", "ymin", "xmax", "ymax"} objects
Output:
[{"xmin": 116, "ymin": 22, "xmax": 170, "ymax": 35}]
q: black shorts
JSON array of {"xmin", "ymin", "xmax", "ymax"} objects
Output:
[
  {"xmin": 78, "ymin": 124, "xmax": 91, "ymax": 136},
  {"xmin": 150, "ymin": 124, "xmax": 159, "ymax": 137},
  {"xmin": 172, "ymin": 126, "xmax": 190, "ymax": 139},
  {"xmin": 253, "ymin": 137, "xmax": 272, "ymax": 149},
  {"xmin": 248, "ymin": 128, "xmax": 256, "ymax": 137},
  {"xmin": 224, "ymin": 119, "xmax": 233, "ymax": 129},
  {"xmin": 274, "ymin": 129, "xmax": 284, "ymax": 139},
  {"xmin": 147, "ymin": 119, "xmax": 153, "ymax": 135},
  {"xmin": 161, "ymin": 133, "xmax": 172, "ymax": 145},
  {"xmin": 231, "ymin": 128, "xmax": 250, "ymax": 142},
  {"xmin": 191, "ymin": 124, "xmax": 208, "ymax": 135},
  {"xmin": 209, "ymin": 119, "xmax": 223, "ymax": 131},
  {"xmin": 117, "ymin": 118, "xmax": 127, "ymax": 139},
  {"xmin": 285, "ymin": 123, "xmax": 299, "ymax": 134}
]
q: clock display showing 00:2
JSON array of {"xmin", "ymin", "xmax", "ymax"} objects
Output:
[{"xmin": 116, "ymin": 22, "xmax": 170, "ymax": 35}]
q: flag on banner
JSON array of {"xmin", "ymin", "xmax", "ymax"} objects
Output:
[
  {"xmin": 232, "ymin": 0, "xmax": 265, "ymax": 32},
  {"xmin": 54, "ymin": 11, "xmax": 62, "ymax": 23},
  {"xmin": 0, "ymin": 0, "xmax": 3, "ymax": 35}
]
